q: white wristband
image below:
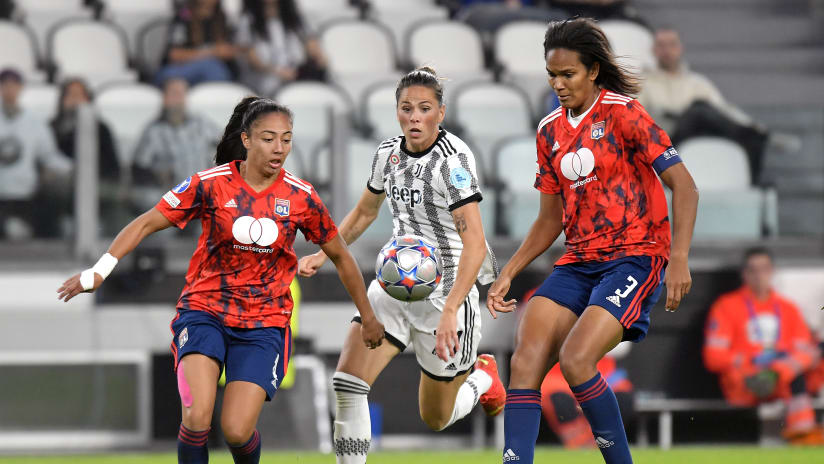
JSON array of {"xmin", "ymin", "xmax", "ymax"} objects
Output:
[{"xmin": 79, "ymin": 253, "xmax": 118, "ymax": 291}]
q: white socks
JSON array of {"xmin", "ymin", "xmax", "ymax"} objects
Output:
[
  {"xmin": 440, "ymin": 368, "xmax": 493, "ymax": 430},
  {"xmin": 333, "ymin": 372, "xmax": 371, "ymax": 464}
]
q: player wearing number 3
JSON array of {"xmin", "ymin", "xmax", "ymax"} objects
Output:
[
  {"xmin": 487, "ymin": 19, "xmax": 699, "ymax": 464},
  {"xmin": 57, "ymin": 97, "xmax": 382, "ymax": 464}
]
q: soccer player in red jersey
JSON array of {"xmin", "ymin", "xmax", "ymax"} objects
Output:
[
  {"xmin": 487, "ymin": 18, "xmax": 699, "ymax": 464},
  {"xmin": 57, "ymin": 97, "xmax": 384, "ymax": 464}
]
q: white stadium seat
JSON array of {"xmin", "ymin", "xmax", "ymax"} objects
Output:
[
  {"xmin": 19, "ymin": 84, "xmax": 59, "ymax": 123},
  {"xmin": 493, "ymin": 136, "xmax": 541, "ymax": 239},
  {"xmin": 452, "ymin": 82, "xmax": 533, "ymax": 164},
  {"xmin": 275, "ymin": 81, "xmax": 354, "ymax": 180},
  {"xmin": 136, "ymin": 18, "xmax": 172, "ymax": 79},
  {"xmin": 17, "ymin": 0, "xmax": 92, "ymax": 58},
  {"xmin": 296, "ymin": 0, "xmax": 358, "ymax": 32},
  {"xmin": 361, "ymin": 81, "xmax": 401, "ymax": 142},
  {"xmin": 370, "ymin": 4, "xmax": 448, "ymax": 59},
  {"xmin": 94, "ymin": 83, "xmax": 163, "ymax": 167},
  {"xmin": 0, "ymin": 21, "xmax": 46, "ymax": 83},
  {"xmin": 494, "ymin": 20, "xmax": 550, "ymax": 118},
  {"xmin": 598, "ymin": 20, "xmax": 655, "ymax": 74},
  {"xmin": 676, "ymin": 136, "xmax": 771, "ymax": 239},
  {"xmin": 407, "ymin": 21, "xmax": 491, "ymax": 87},
  {"xmin": 319, "ymin": 20, "xmax": 400, "ymax": 105},
  {"xmin": 49, "ymin": 19, "xmax": 138, "ymax": 88},
  {"xmin": 187, "ymin": 82, "xmax": 255, "ymax": 130},
  {"xmin": 102, "ymin": 0, "xmax": 172, "ymax": 57}
]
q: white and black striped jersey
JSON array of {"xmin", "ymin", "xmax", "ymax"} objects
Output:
[{"xmin": 366, "ymin": 128, "xmax": 498, "ymax": 300}]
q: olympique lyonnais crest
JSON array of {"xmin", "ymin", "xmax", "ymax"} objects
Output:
[
  {"xmin": 591, "ymin": 121, "xmax": 605, "ymax": 140},
  {"xmin": 275, "ymin": 198, "xmax": 290, "ymax": 217}
]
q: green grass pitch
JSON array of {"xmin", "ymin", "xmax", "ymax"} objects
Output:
[{"xmin": 2, "ymin": 447, "xmax": 821, "ymax": 464}]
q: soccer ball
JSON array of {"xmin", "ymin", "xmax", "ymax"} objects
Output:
[{"xmin": 376, "ymin": 235, "xmax": 442, "ymax": 302}]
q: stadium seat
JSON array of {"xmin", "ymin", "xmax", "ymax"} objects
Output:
[
  {"xmin": 17, "ymin": 0, "xmax": 92, "ymax": 59},
  {"xmin": 676, "ymin": 136, "xmax": 770, "ymax": 239},
  {"xmin": 319, "ymin": 20, "xmax": 400, "ymax": 108},
  {"xmin": 598, "ymin": 20, "xmax": 655, "ymax": 73},
  {"xmin": 94, "ymin": 83, "xmax": 163, "ymax": 167},
  {"xmin": 361, "ymin": 80, "xmax": 401, "ymax": 142},
  {"xmin": 451, "ymin": 81, "xmax": 533, "ymax": 166},
  {"xmin": 136, "ymin": 18, "xmax": 171, "ymax": 80},
  {"xmin": 187, "ymin": 82, "xmax": 255, "ymax": 131},
  {"xmin": 493, "ymin": 20, "xmax": 550, "ymax": 118},
  {"xmin": 48, "ymin": 19, "xmax": 138, "ymax": 88},
  {"xmin": 18, "ymin": 84, "xmax": 59, "ymax": 123},
  {"xmin": 296, "ymin": 0, "xmax": 358, "ymax": 32},
  {"xmin": 0, "ymin": 21, "xmax": 46, "ymax": 83},
  {"xmin": 369, "ymin": 4, "xmax": 448, "ymax": 59},
  {"xmin": 102, "ymin": 0, "xmax": 172, "ymax": 57},
  {"xmin": 493, "ymin": 136, "xmax": 541, "ymax": 239},
  {"xmin": 406, "ymin": 20, "xmax": 491, "ymax": 88},
  {"xmin": 274, "ymin": 81, "xmax": 355, "ymax": 178}
]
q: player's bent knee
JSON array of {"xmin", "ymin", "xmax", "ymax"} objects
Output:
[
  {"xmin": 221, "ymin": 420, "xmax": 255, "ymax": 446},
  {"xmin": 558, "ymin": 348, "xmax": 593, "ymax": 385},
  {"xmin": 181, "ymin": 405, "xmax": 213, "ymax": 430},
  {"xmin": 420, "ymin": 411, "xmax": 450, "ymax": 432}
]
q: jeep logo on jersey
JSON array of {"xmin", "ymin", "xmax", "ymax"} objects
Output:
[
  {"xmin": 390, "ymin": 185, "xmax": 422, "ymax": 207},
  {"xmin": 232, "ymin": 216, "xmax": 278, "ymax": 247}
]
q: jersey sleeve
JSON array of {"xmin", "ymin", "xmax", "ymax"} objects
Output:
[
  {"xmin": 366, "ymin": 146, "xmax": 386, "ymax": 194},
  {"xmin": 702, "ymin": 296, "xmax": 741, "ymax": 374},
  {"xmin": 623, "ymin": 101, "xmax": 683, "ymax": 175},
  {"xmin": 154, "ymin": 175, "xmax": 203, "ymax": 229},
  {"xmin": 438, "ymin": 151, "xmax": 483, "ymax": 211},
  {"xmin": 770, "ymin": 301, "xmax": 818, "ymax": 384},
  {"xmin": 534, "ymin": 126, "xmax": 560, "ymax": 194},
  {"xmin": 300, "ymin": 189, "xmax": 339, "ymax": 245}
]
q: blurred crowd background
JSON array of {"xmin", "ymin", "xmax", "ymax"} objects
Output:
[{"xmin": 0, "ymin": 0, "xmax": 823, "ymax": 455}]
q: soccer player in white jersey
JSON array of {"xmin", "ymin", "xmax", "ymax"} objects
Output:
[{"xmin": 298, "ymin": 67, "xmax": 505, "ymax": 463}]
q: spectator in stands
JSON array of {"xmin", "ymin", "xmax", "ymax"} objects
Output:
[
  {"xmin": 703, "ymin": 247, "xmax": 824, "ymax": 445},
  {"xmin": 131, "ymin": 77, "xmax": 219, "ymax": 210},
  {"xmin": 235, "ymin": 0, "xmax": 327, "ymax": 96},
  {"xmin": 545, "ymin": 0, "xmax": 647, "ymax": 24},
  {"xmin": 0, "ymin": 0, "xmax": 22, "ymax": 21},
  {"xmin": 639, "ymin": 27, "xmax": 787, "ymax": 184},
  {"xmin": 0, "ymin": 68, "xmax": 72, "ymax": 239},
  {"xmin": 51, "ymin": 78, "xmax": 120, "ymax": 183},
  {"xmin": 155, "ymin": 0, "xmax": 237, "ymax": 86}
]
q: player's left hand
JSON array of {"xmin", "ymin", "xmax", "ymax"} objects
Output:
[
  {"xmin": 435, "ymin": 312, "xmax": 459, "ymax": 362},
  {"xmin": 664, "ymin": 254, "xmax": 692, "ymax": 312}
]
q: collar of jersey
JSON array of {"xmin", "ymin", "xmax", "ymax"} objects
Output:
[
  {"xmin": 231, "ymin": 159, "xmax": 286, "ymax": 198},
  {"xmin": 560, "ymin": 88, "xmax": 605, "ymax": 135},
  {"xmin": 399, "ymin": 127, "xmax": 446, "ymax": 158}
]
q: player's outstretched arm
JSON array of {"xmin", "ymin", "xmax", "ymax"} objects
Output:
[
  {"xmin": 435, "ymin": 201, "xmax": 487, "ymax": 361},
  {"xmin": 486, "ymin": 193, "xmax": 563, "ymax": 316},
  {"xmin": 57, "ymin": 208, "xmax": 174, "ymax": 302},
  {"xmin": 298, "ymin": 188, "xmax": 385, "ymax": 277},
  {"xmin": 659, "ymin": 163, "xmax": 698, "ymax": 312},
  {"xmin": 321, "ymin": 234, "xmax": 385, "ymax": 349}
]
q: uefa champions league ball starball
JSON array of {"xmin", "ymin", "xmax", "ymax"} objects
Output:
[{"xmin": 375, "ymin": 236, "xmax": 442, "ymax": 302}]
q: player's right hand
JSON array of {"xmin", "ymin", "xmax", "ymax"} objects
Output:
[
  {"xmin": 57, "ymin": 272, "xmax": 102, "ymax": 302},
  {"xmin": 297, "ymin": 252, "xmax": 327, "ymax": 277},
  {"xmin": 486, "ymin": 276, "xmax": 517, "ymax": 318},
  {"xmin": 360, "ymin": 316, "xmax": 385, "ymax": 349}
]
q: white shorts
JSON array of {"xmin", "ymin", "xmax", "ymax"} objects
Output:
[{"xmin": 355, "ymin": 280, "xmax": 482, "ymax": 381}]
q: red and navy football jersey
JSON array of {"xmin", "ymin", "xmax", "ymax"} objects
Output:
[
  {"xmin": 155, "ymin": 161, "xmax": 338, "ymax": 328},
  {"xmin": 535, "ymin": 89, "xmax": 682, "ymax": 265}
]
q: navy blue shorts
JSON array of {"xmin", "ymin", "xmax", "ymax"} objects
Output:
[
  {"xmin": 533, "ymin": 256, "xmax": 667, "ymax": 342},
  {"xmin": 170, "ymin": 309, "xmax": 291, "ymax": 401}
]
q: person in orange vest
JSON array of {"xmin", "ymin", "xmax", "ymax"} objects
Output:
[{"xmin": 703, "ymin": 247, "xmax": 823, "ymax": 445}]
